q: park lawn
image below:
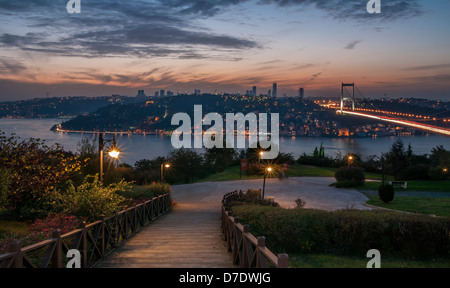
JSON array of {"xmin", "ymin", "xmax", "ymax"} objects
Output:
[
  {"xmin": 289, "ymin": 253, "xmax": 450, "ymax": 268},
  {"xmin": 198, "ymin": 165, "xmax": 340, "ymax": 183},
  {"xmin": 0, "ymin": 220, "xmax": 29, "ymax": 235},
  {"xmin": 359, "ymin": 180, "xmax": 450, "ymax": 192},
  {"xmin": 286, "ymin": 165, "xmax": 336, "ymax": 177},
  {"xmin": 366, "ymin": 196, "xmax": 450, "ymax": 217},
  {"xmin": 198, "ymin": 166, "xmax": 261, "ymax": 183}
]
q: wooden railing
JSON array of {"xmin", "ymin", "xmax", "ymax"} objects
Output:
[
  {"xmin": 221, "ymin": 191, "xmax": 289, "ymax": 268},
  {"xmin": 0, "ymin": 193, "xmax": 171, "ymax": 268}
]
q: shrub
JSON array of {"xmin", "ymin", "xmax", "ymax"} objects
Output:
[
  {"xmin": 118, "ymin": 183, "xmax": 171, "ymax": 200},
  {"xmin": 50, "ymin": 175, "xmax": 129, "ymax": 222},
  {"xmin": 243, "ymin": 189, "xmax": 261, "ymax": 200},
  {"xmin": 230, "ymin": 190, "xmax": 279, "ymax": 208},
  {"xmin": 405, "ymin": 164, "xmax": 431, "ymax": 180},
  {"xmin": 0, "ymin": 169, "xmax": 10, "ymax": 213},
  {"xmin": 378, "ymin": 184, "xmax": 395, "ymax": 203},
  {"xmin": 295, "ymin": 199, "xmax": 306, "ymax": 208},
  {"xmin": 28, "ymin": 213, "xmax": 82, "ymax": 242},
  {"xmin": 0, "ymin": 133, "xmax": 83, "ymax": 218},
  {"xmin": 428, "ymin": 166, "xmax": 449, "ymax": 180},
  {"xmin": 231, "ymin": 204, "xmax": 450, "ymax": 259},
  {"xmin": 334, "ymin": 167, "xmax": 365, "ymax": 187}
]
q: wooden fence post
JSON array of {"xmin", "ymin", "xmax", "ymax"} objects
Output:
[
  {"xmin": 277, "ymin": 254, "xmax": 289, "ymax": 268},
  {"xmin": 6, "ymin": 240, "xmax": 23, "ymax": 268},
  {"xmin": 100, "ymin": 215, "xmax": 105, "ymax": 258},
  {"xmin": 51, "ymin": 230, "xmax": 63, "ymax": 268},
  {"xmin": 80, "ymin": 222, "xmax": 87, "ymax": 268}
]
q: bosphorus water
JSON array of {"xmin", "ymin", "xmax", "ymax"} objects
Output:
[{"xmin": 1, "ymin": 118, "xmax": 449, "ymax": 166}]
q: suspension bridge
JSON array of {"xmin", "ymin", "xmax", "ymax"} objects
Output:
[{"xmin": 335, "ymin": 83, "xmax": 450, "ymax": 137}]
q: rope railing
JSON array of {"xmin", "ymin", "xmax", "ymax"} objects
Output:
[{"xmin": 221, "ymin": 191, "xmax": 289, "ymax": 268}]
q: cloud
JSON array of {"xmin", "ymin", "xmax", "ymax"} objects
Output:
[
  {"xmin": 0, "ymin": 0, "xmax": 259, "ymax": 60},
  {"xmin": 165, "ymin": 0, "xmax": 423, "ymax": 21},
  {"xmin": 404, "ymin": 64, "xmax": 450, "ymax": 71},
  {"xmin": 403, "ymin": 74, "xmax": 450, "ymax": 83},
  {"xmin": 0, "ymin": 57, "xmax": 27, "ymax": 74},
  {"xmin": 345, "ymin": 40, "xmax": 362, "ymax": 50}
]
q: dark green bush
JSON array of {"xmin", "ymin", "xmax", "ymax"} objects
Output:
[
  {"xmin": 118, "ymin": 183, "xmax": 171, "ymax": 200},
  {"xmin": 0, "ymin": 169, "xmax": 10, "ymax": 214},
  {"xmin": 405, "ymin": 164, "xmax": 431, "ymax": 180},
  {"xmin": 231, "ymin": 204, "xmax": 450, "ymax": 259},
  {"xmin": 334, "ymin": 167, "xmax": 365, "ymax": 187},
  {"xmin": 243, "ymin": 189, "xmax": 261, "ymax": 200},
  {"xmin": 428, "ymin": 166, "xmax": 449, "ymax": 180},
  {"xmin": 378, "ymin": 184, "xmax": 395, "ymax": 203}
]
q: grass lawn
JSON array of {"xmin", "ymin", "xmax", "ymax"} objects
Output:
[
  {"xmin": 358, "ymin": 180, "xmax": 450, "ymax": 192},
  {"xmin": 0, "ymin": 220, "xmax": 29, "ymax": 235},
  {"xmin": 198, "ymin": 165, "xmax": 340, "ymax": 183},
  {"xmin": 289, "ymin": 253, "xmax": 450, "ymax": 268},
  {"xmin": 286, "ymin": 165, "xmax": 336, "ymax": 177},
  {"xmin": 198, "ymin": 166, "xmax": 260, "ymax": 183},
  {"xmin": 366, "ymin": 196, "xmax": 450, "ymax": 217}
]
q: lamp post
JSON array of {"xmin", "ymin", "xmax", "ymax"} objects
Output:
[
  {"xmin": 161, "ymin": 163, "xmax": 171, "ymax": 184},
  {"xmin": 99, "ymin": 134, "xmax": 120, "ymax": 185},
  {"xmin": 262, "ymin": 167, "xmax": 272, "ymax": 199},
  {"xmin": 348, "ymin": 155, "xmax": 354, "ymax": 167},
  {"xmin": 378, "ymin": 156, "xmax": 386, "ymax": 185}
]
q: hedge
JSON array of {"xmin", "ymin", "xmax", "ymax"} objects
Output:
[{"xmin": 232, "ymin": 204, "xmax": 450, "ymax": 259}]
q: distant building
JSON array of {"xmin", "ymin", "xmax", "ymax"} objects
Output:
[
  {"xmin": 194, "ymin": 89, "xmax": 201, "ymax": 95},
  {"xmin": 160, "ymin": 90, "xmax": 165, "ymax": 97},
  {"xmin": 273, "ymin": 83, "xmax": 278, "ymax": 98},
  {"xmin": 252, "ymin": 86, "xmax": 257, "ymax": 97},
  {"xmin": 299, "ymin": 88, "xmax": 304, "ymax": 99},
  {"xmin": 167, "ymin": 91, "xmax": 174, "ymax": 97},
  {"xmin": 154, "ymin": 91, "xmax": 159, "ymax": 97},
  {"xmin": 268, "ymin": 89, "xmax": 272, "ymax": 97},
  {"xmin": 137, "ymin": 90, "xmax": 146, "ymax": 97}
]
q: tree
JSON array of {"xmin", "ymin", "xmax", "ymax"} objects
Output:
[
  {"xmin": 430, "ymin": 145, "xmax": 450, "ymax": 168},
  {"xmin": 168, "ymin": 148, "xmax": 204, "ymax": 183},
  {"xmin": 0, "ymin": 132, "xmax": 83, "ymax": 218},
  {"xmin": 384, "ymin": 139, "xmax": 408, "ymax": 180},
  {"xmin": 204, "ymin": 143, "xmax": 237, "ymax": 173}
]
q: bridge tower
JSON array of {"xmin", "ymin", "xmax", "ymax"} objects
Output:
[{"xmin": 340, "ymin": 83, "xmax": 355, "ymax": 111}]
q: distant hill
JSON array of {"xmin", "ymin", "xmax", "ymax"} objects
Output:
[
  {"xmin": 0, "ymin": 96, "xmax": 146, "ymax": 119},
  {"xmin": 55, "ymin": 94, "xmax": 379, "ymax": 136}
]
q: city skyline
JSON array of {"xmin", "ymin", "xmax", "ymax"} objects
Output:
[{"xmin": 0, "ymin": 0, "xmax": 450, "ymax": 101}]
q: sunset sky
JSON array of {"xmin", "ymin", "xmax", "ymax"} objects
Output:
[{"xmin": 0, "ymin": 0, "xmax": 449, "ymax": 101}]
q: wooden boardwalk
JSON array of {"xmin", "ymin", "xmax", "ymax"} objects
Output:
[{"xmin": 96, "ymin": 201, "xmax": 233, "ymax": 268}]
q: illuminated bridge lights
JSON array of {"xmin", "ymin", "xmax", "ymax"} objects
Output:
[{"xmin": 337, "ymin": 110, "xmax": 450, "ymax": 137}]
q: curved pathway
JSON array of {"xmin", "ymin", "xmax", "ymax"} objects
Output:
[{"xmin": 97, "ymin": 177, "xmax": 371, "ymax": 268}]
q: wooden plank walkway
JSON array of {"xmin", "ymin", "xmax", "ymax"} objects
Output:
[{"xmin": 96, "ymin": 201, "xmax": 233, "ymax": 268}]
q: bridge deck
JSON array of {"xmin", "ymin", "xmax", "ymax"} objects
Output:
[{"xmin": 96, "ymin": 202, "xmax": 233, "ymax": 268}]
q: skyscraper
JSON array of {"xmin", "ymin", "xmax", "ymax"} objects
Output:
[
  {"xmin": 299, "ymin": 88, "xmax": 304, "ymax": 99},
  {"xmin": 137, "ymin": 90, "xmax": 146, "ymax": 97},
  {"xmin": 160, "ymin": 90, "xmax": 165, "ymax": 97},
  {"xmin": 272, "ymin": 83, "xmax": 278, "ymax": 98},
  {"xmin": 252, "ymin": 86, "xmax": 257, "ymax": 97}
]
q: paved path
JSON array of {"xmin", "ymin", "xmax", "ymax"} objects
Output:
[
  {"xmin": 97, "ymin": 177, "xmax": 371, "ymax": 268},
  {"xmin": 97, "ymin": 202, "xmax": 233, "ymax": 268},
  {"xmin": 177, "ymin": 177, "xmax": 372, "ymax": 211}
]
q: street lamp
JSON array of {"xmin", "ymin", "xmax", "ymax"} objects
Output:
[
  {"xmin": 161, "ymin": 163, "xmax": 171, "ymax": 184},
  {"xmin": 262, "ymin": 167, "xmax": 272, "ymax": 199},
  {"xmin": 377, "ymin": 156, "xmax": 386, "ymax": 185},
  {"xmin": 99, "ymin": 134, "xmax": 120, "ymax": 184},
  {"xmin": 348, "ymin": 155, "xmax": 354, "ymax": 167}
]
